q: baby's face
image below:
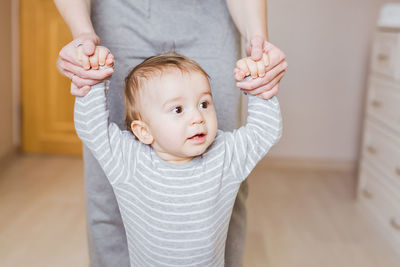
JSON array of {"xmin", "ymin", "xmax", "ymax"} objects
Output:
[{"xmin": 139, "ymin": 70, "xmax": 218, "ymax": 164}]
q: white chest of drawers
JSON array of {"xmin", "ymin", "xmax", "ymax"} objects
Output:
[{"xmin": 357, "ymin": 29, "xmax": 400, "ymax": 255}]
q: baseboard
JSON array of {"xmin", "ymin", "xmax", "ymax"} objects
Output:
[
  {"xmin": 0, "ymin": 147, "xmax": 19, "ymax": 172},
  {"xmin": 258, "ymin": 156, "xmax": 357, "ymax": 173}
]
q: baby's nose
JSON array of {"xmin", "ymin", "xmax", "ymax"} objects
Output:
[{"xmin": 191, "ymin": 109, "xmax": 204, "ymax": 124}]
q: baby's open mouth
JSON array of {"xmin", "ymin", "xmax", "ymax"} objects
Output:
[{"xmin": 188, "ymin": 133, "xmax": 206, "ymax": 140}]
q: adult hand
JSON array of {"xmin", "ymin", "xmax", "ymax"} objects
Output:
[
  {"xmin": 237, "ymin": 36, "xmax": 288, "ymax": 99},
  {"xmin": 57, "ymin": 33, "xmax": 114, "ymax": 96}
]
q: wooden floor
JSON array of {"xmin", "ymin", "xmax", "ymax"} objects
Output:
[{"xmin": 0, "ymin": 155, "xmax": 399, "ymax": 267}]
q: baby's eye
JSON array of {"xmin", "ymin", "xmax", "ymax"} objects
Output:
[
  {"xmin": 173, "ymin": 106, "xmax": 183, "ymax": 114},
  {"xmin": 199, "ymin": 101, "xmax": 208, "ymax": 109}
]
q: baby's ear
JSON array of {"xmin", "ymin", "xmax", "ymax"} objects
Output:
[{"xmin": 131, "ymin": 120, "xmax": 154, "ymax": 145}]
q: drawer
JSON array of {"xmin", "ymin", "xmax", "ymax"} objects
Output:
[
  {"xmin": 358, "ymin": 163, "xmax": 400, "ymax": 249},
  {"xmin": 367, "ymin": 76, "xmax": 400, "ymax": 134},
  {"xmin": 371, "ymin": 32, "xmax": 400, "ymax": 79},
  {"xmin": 361, "ymin": 119, "xmax": 400, "ymax": 191}
]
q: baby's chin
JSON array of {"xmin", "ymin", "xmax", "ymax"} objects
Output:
[{"xmin": 187, "ymin": 139, "xmax": 215, "ymax": 157}]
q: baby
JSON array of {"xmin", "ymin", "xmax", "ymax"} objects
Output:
[{"xmin": 74, "ymin": 50, "xmax": 282, "ymax": 266}]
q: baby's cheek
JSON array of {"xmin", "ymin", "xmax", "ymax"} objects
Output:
[
  {"xmin": 163, "ymin": 123, "xmax": 181, "ymax": 141},
  {"xmin": 208, "ymin": 112, "xmax": 218, "ymax": 141},
  {"xmin": 167, "ymin": 122, "xmax": 187, "ymax": 148}
]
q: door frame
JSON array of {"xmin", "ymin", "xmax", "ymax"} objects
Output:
[{"xmin": 12, "ymin": 0, "xmax": 20, "ymax": 149}]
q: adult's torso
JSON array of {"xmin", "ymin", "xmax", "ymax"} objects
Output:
[{"xmin": 91, "ymin": 0, "xmax": 235, "ymax": 58}]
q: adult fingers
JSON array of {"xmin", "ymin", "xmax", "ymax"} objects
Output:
[
  {"xmin": 64, "ymin": 69, "xmax": 99, "ymax": 88},
  {"xmin": 63, "ymin": 69, "xmax": 76, "ymax": 81},
  {"xmin": 59, "ymin": 59, "xmax": 114, "ymax": 80},
  {"xmin": 244, "ymin": 70, "xmax": 285, "ymax": 95},
  {"xmin": 76, "ymin": 46, "xmax": 91, "ymax": 70},
  {"xmin": 76, "ymin": 39, "xmax": 97, "ymax": 69},
  {"xmin": 59, "ymin": 41, "xmax": 80, "ymax": 65},
  {"xmin": 57, "ymin": 57, "xmax": 71, "ymax": 78},
  {"xmin": 70, "ymin": 71, "xmax": 104, "ymax": 88},
  {"xmin": 58, "ymin": 36, "xmax": 100, "ymax": 80},
  {"xmin": 70, "ymin": 82, "xmax": 91, "ymax": 97},
  {"xmin": 59, "ymin": 38, "xmax": 97, "ymax": 67},
  {"xmin": 257, "ymin": 84, "xmax": 279, "ymax": 100},
  {"xmin": 264, "ymin": 42, "xmax": 287, "ymax": 72},
  {"xmin": 81, "ymin": 39, "xmax": 96, "ymax": 56},
  {"xmin": 237, "ymin": 60, "xmax": 288, "ymax": 90},
  {"xmin": 66, "ymin": 69, "xmax": 100, "ymax": 93},
  {"xmin": 248, "ymin": 36, "xmax": 264, "ymax": 61},
  {"xmin": 89, "ymin": 48, "xmax": 100, "ymax": 70}
]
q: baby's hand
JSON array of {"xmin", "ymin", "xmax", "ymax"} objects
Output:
[
  {"xmin": 234, "ymin": 53, "xmax": 269, "ymax": 81},
  {"xmin": 76, "ymin": 45, "xmax": 114, "ymax": 70}
]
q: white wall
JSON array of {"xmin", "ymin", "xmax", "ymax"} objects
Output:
[{"xmin": 267, "ymin": 0, "xmax": 394, "ymax": 162}]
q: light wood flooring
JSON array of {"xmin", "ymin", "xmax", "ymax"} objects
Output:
[{"xmin": 0, "ymin": 155, "xmax": 399, "ymax": 267}]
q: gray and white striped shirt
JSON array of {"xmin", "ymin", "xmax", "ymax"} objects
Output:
[{"xmin": 74, "ymin": 81, "xmax": 282, "ymax": 266}]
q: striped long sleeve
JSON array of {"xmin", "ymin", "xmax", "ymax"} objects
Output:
[
  {"xmin": 74, "ymin": 81, "xmax": 137, "ymax": 185},
  {"xmin": 73, "ymin": 80, "xmax": 282, "ymax": 266},
  {"xmin": 220, "ymin": 94, "xmax": 282, "ymax": 181}
]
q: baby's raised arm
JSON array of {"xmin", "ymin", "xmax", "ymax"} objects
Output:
[
  {"xmin": 219, "ymin": 54, "xmax": 283, "ymax": 181},
  {"xmin": 221, "ymin": 94, "xmax": 282, "ymax": 182},
  {"xmin": 74, "ymin": 64, "xmax": 138, "ymax": 185}
]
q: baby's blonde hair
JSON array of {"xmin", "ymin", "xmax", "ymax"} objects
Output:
[{"xmin": 124, "ymin": 53, "xmax": 210, "ymax": 133}]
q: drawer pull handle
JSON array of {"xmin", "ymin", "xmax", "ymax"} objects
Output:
[
  {"xmin": 367, "ymin": 146, "xmax": 377, "ymax": 154},
  {"xmin": 378, "ymin": 53, "xmax": 389, "ymax": 61},
  {"xmin": 362, "ymin": 189, "xmax": 373, "ymax": 199},
  {"xmin": 390, "ymin": 218, "xmax": 400, "ymax": 231},
  {"xmin": 371, "ymin": 100, "xmax": 382, "ymax": 108},
  {"xmin": 396, "ymin": 168, "xmax": 400, "ymax": 176}
]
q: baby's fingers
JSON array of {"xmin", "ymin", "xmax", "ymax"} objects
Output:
[
  {"xmin": 234, "ymin": 67, "xmax": 246, "ymax": 81},
  {"xmin": 98, "ymin": 46, "xmax": 110, "ymax": 66},
  {"xmin": 263, "ymin": 53, "xmax": 270, "ymax": 67},
  {"xmin": 256, "ymin": 59, "xmax": 266, "ymax": 78},
  {"xmin": 76, "ymin": 46, "xmax": 90, "ymax": 70},
  {"xmin": 245, "ymin": 58, "xmax": 258, "ymax": 78},
  {"xmin": 236, "ymin": 59, "xmax": 250, "ymax": 76},
  {"xmin": 257, "ymin": 53, "xmax": 270, "ymax": 77},
  {"xmin": 105, "ymin": 53, "xmax": 114, "ymax": 67},
  {"xmin": 89, "ymin": 48, "xmax": 99, "ymax": 70}
]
